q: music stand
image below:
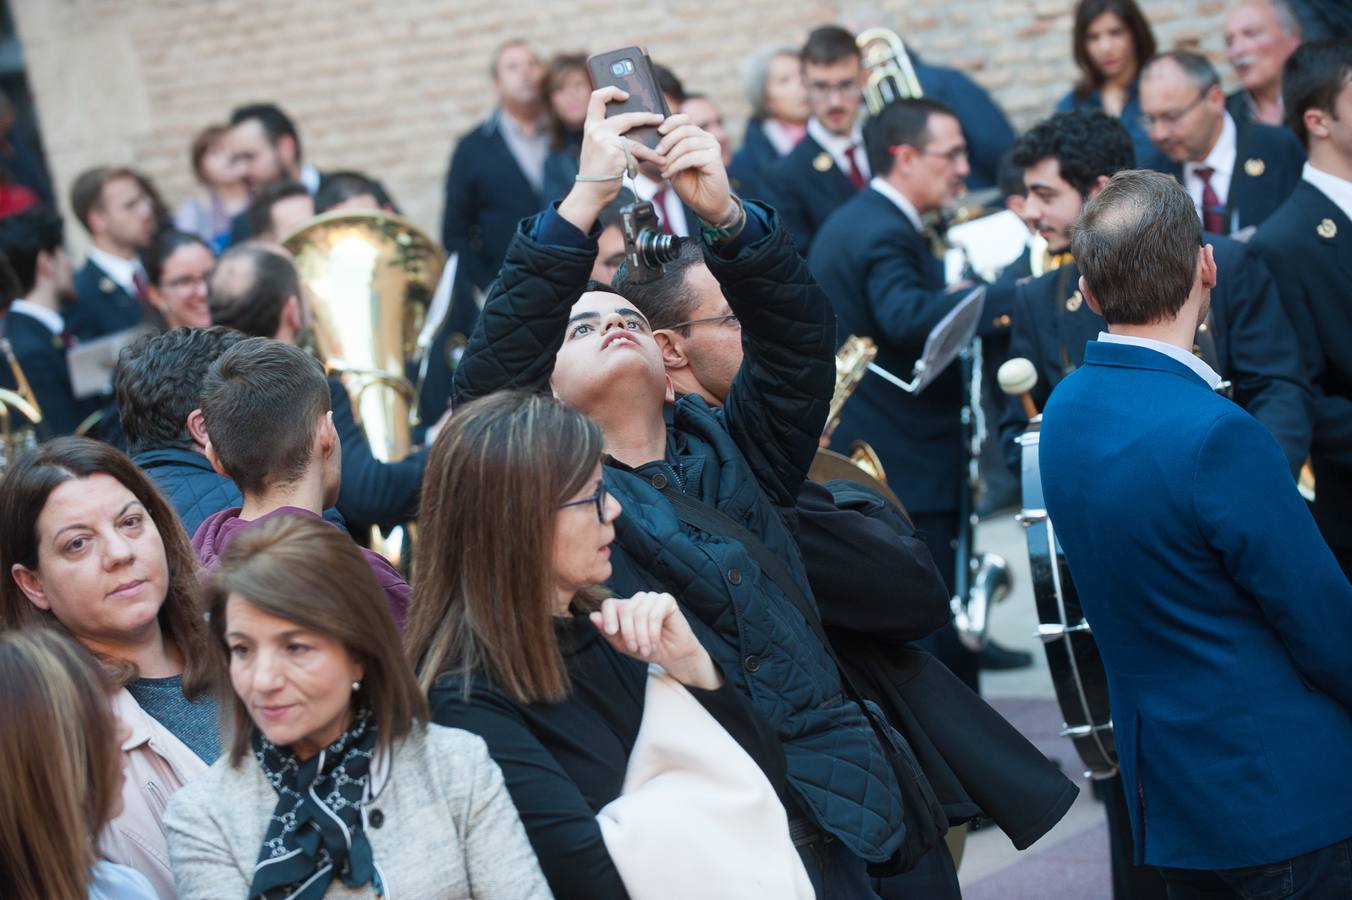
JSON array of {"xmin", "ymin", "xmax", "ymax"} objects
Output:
[{"xmin": 867, "ymin": 285, "xmax": 986, "ymax": 395}]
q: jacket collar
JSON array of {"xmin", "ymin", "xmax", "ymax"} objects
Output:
[
  {"xmin": 133, "ymin": 446, "xmax": 214, "ymax": 470},
  {"xmin": 1082, "ymin": 339, "xmax": 1214, "ymax": 390}
]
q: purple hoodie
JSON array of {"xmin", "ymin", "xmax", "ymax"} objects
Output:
[{"xmin": 192, "ymin": 506, "xmax": 410, "ymax": 630}]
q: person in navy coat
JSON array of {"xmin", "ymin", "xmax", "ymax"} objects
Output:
[
  {"xmin": 809, "ymin": 97, "xmax": 1013, "ymax": 692},
  {"xmin": 1040, "ymin": 169, "xmax": 1352, "ymax": 895},
  {"xmin": 66, "ymin": 167, "xmax": 157, "ymax": 341},
  {"xmin": 1252, "ymin": 39, "xmax": 1352, "ymax": 578},
  {"xmin": 729, "ymin": 47, "xmax": 809, "ymax": 204},
  {"xmin": 1139, "ymin": 51, "xmax": 1304, "ymax": 236}
]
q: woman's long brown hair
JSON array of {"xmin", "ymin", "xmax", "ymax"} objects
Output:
[
  {"xmin": 1071, "ymin": 0, "xmax": 1158, "ymax": 99},
  {"xmin": 406, "ymin": 391, "xmax": 605, "ymax": 703},
  {"xmin": 0, "ymin": 436, "xmax": 214, "ymax": 696},
  {"xmin": 0, "ymin": 629, "xmax": 121, "ymax": 900}
]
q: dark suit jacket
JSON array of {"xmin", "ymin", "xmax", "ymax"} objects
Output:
[
  {"xmin": 998, "ymin": 237, "xmax": 1311, "ymax": 475},
  {"xmin": 729, "ymin": 119, "xmax": 782, "ymax": 204},
  {"xmin": 1040, "ymin": 340, "xmax": 1352, "ymax": 870},
  {"xmin": 1253, "ymin": 180, "xmax": 1352, "ymax": 548},
  {"xmin": 0, "ymin": 309, "xmax": 101, "ymax": 437},
  {"xmin": 913, "ymin": 56, "xmax": 1015, "ymax": 191},
  {"xmin": 328, "ymin": 376, "xmax": 427, "ymax": 532},
  {"xmin": 440, "ymin": 113, "xmax": 544, "ymax": 293},
  {"xmin": 67, "ymin": 260, "xmax": 144, "ymax": 342},
  {"xmin": 808, "ymin": 188, "xmax": 965, "ymax": 514},
  {"xmin": 1219, "ymin": 119, "xmax": 1305, "ymax": 234},
  {"xmin": 765, "ymin": 132, "xmax": 859, "ymax": 253}
]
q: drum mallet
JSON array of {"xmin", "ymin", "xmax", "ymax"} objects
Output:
[{"xmin": 998, "ymin": 357, "xmax": 1040, "ymax": 420}]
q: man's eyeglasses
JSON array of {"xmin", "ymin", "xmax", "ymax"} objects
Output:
[
  {"xmin": 1139, "ymin": 90, "xmax": 1211, "ymax": 129},
  {"xmin": 666, "ymin": 314, "xmax": 740, "ymax": 331},
  {"xmin": 807, "ymin": 80, "xmax": 862, "ymax": 100},
  {"xmin": 559, "ymin": 483, "xmax": 610, "ymax": 523},
  {"xmin": 889, "ymin": 144, "xmax": 969, "ymax": 164}
]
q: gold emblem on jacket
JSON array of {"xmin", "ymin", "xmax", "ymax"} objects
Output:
[
  {"xmin": 1065, "ymin": 290, "xmax": 1083, "ymax": 312},
  {"xmin": 1243, "ymin": 158, "xmax": 1266, "ymax": 177},
  {"xmin": 1317, "ymin": 218, "xmax": 1338, "ymax": 239},
  {"xmin": 98, "ymin": 276, "xmax": 116, "ymax": 294},
  {"xmin": 813, "ymin": 152, "xmax": 834, "ymax": 173}
]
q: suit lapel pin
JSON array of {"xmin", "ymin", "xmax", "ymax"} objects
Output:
[
  {"xmin": 1243, "ymin": 158, "xmax": 1265, "ymax": 177},
  {"xmin": 1065, "ymin": 290, "xmax": 1083, "ymax": 312},
  {"xmin": 1317, "ymin": 218, "xmax": 1338, "ymax": 239},
  {"xmin": 98, "ymin": 276, "xmax": 116, "ymax": 294},
  {"xmin": 812, "ymin": 152, "xmax": 833, "ymax": 173}
]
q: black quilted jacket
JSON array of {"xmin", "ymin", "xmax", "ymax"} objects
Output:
[{"xmin": 452, "ymin": 205, "xmax": 906, "ymax": 862}]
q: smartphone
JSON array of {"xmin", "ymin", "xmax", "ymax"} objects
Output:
[{"xmin": 586, "ymin": 47, "xmax": 671, "ymax": 150}]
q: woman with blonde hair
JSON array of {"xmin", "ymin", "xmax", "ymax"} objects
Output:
[
  {"xmin": 409, "ymin": 391, "xmax": 810, "ymax": 900},
  {"xmin": 0, "ymin": 628, "xmax": 157, "ymax": 900},
  {"xmin": 165, "ymin": 514, "xmax": 547, "ymax": 899},
  {"xmin": 0, "ymin": 436, "xmax": 216, "ymax": 898}
]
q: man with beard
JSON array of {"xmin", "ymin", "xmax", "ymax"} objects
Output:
[
  {"xmin": 225, "ymin": 103, "xmax": 325, "ymax": 244},
  {"xmin": 66, "ymin": 166, "xmax": 157, "ymax": 341},
  {"xmin": 0, "ymin": 208, "xmax": 102, "ymax": 435}
]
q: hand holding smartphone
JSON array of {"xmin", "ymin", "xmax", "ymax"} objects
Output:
[{"xmin": 586, "ymin": 47, "xmax": 671, "ymax": 150}]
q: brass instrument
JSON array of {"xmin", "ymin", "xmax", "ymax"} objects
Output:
[
  {"xmin": 822, "ymin": 335, "xmax": 890, "ymax": 483},
  {"xmin": 0, "ymin": 334, "xmax": 41, "ymax": 474},
  {"xmin": 282, "ymin": 210, "xmax": 447, "ymax": 566},
  {"xmin": 857, "ymin": 27, "xmax": 923, "ymax": 115}
]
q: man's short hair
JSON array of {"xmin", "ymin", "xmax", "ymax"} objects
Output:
[
  {"xmin": 0, "ymin": 207, "xmax": 63, "ymax": 296},
  {"xmin": 229, "ymin": 102, "xmax": 303, "ymax": 161},
  {"xmin": 200, "ymin": 338, "xmax": 331, "ymax": 496},
  {"xmin": 313, "ymin": 171, "xmax": 396, "ymax": 214},
  {"xmin": 1283, "ymin": 39, "xmax": 1352, "ymax": 150},
  {"xmin": 801, "ymin": 25, "xmax": 860, "ymax": 67},
  {"xmin": 1010, "ymin": 110, "xmax": 1136, "ymax": 195},
  {"xmin": 1142, "ymin": 50, "xmax": 1222, "ymax": 92},
  {"xmin": 653, "ymin": 63, "xmax": 687, "ymax": 105},
  {"xmin": 863, "ymin": 97, "xmax": 958, "ymax": 177},
  {"xmin": 208, "ymin": 244, "xmax": 302, "ymax": 339},
  {"xmin": 246, "ymin": 180, "xmax": 309, "ymax": 239},
  {"xmin": 997, "ymin": 150, "xmax": 1028, "ymax": 200},
  {"xmin": 613, "ymin": 239, "xmax": 706, "ymax": 333},
  {"xmin": 69, "ymin": 166, "xmax": 138, "ymax": 233},
  {"xmin": 115, "ymin": 326, "xmax": 246, "ymax": 456},
  {"xmin": 1071, "ymin": 169, "xmax": 1201, "ymax": 326}
]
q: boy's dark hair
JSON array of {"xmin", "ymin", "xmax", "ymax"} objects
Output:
[
  {"xmin": 0, "ymin": 207, "xmax": 63, "ymax": 295},
  {"xmin": 115, "ymin": 326, "xmax": 246, "ymax": 456},
  {"xmin": 1011, "ymin": 109, "xmax": 1136, "ymax": 196},
  {"xmin": 1283, "ymin": 39, "xmax": 1352, "ymax": 150},
  {"xmin": 229, "ymin": 102, "xmax": 303, "ymax": 161},
  {"xmin": 313, "ymin": 171, "xmax": 397, "ymax": 214},
  {"xmin": 613, "ymin": 239, "xmax": 706, "ymax": 332},
  {"xmin": 801, "ymin": 25, "xmax": 861, "ymax": 67},
  {"xmin": 245, "ymin": 180, "xmax": 309, "ymax": 238},
  {"xmin": 200, "ymin": 338, "xmax": 331, "ymax": 496}
]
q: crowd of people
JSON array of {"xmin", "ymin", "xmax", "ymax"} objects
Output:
[{"xmin": 0, "ymin": 1, "xmax": 1350, "ymax": 898}]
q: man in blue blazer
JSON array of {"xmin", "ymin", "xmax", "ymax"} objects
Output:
[
  {"xmin": 809, "ymin": 97, "xmax": 1014, "ymax": 691},
  {"xmin": 1040, "ymin": 168, "xmax": 1352, "ymax": 895}
]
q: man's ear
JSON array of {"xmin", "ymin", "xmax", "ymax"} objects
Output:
[
  {"xmin": 277, "ymin": 134, "xmax": 299, "ymax": 169},
  {"xmin": 319, "ymin": 410, "xmax": 337, "ymax": 460},
  {"xmin": 1200, "ymin": 243, "xmax": 1217, "ymax": 290},
  {"xmin": 11, "ymin": 564, "xmax": 50, "ymax": 611},
  {"xmin": 1085, "ymin": 174, "xmax": 1111, "ymax": 200},
  {"xmin": 653, "ymin": 329, "xmax": 690, "ymax": 369},
  {"xmin": 1079, "ymin": 274, "xmax": 1104, "ymax": 318},
  {"xmin": 185, "ymin": 408, "xmax": 210, "ymax": 451},
  {"xmin": 1304, "ymin": 108, "xmax": 1331, "ymax": 142},
  {"xmin": 204, "ymin": 437, "xmax": 230, "ymax": 478}
]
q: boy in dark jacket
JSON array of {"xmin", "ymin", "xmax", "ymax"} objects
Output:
[{"xmin": 453, "ymin": 86, "xmax": 904, "ymax": 894}]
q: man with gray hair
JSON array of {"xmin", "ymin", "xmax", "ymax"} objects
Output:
[
  {"xmin": 1039, "ymin": 168, "xmax": 1352, "ymax": 896},
  {"xmin": 1139, "ymin": 50, "xmax": 1304, "ymax": 235},
  {"xmin": 1224, "ymin": 0, "xmax": 1304, "ymax": 127}
]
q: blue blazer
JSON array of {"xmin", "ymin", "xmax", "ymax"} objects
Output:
[
  {"xmin": 1039, "ymin": 340, "xmax": 1352, "ymax": 870},
  {"xmin": 764, "ymin": 132, "xmax": 858, "ymax": 254},
  {"xmin": 68, "ymin": 260, "xmax": 144, "ymax": 342}
]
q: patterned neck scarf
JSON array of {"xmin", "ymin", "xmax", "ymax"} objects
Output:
[{"xmin": 248, "ymin": 710, "xmax": 382, "ymax": 900}]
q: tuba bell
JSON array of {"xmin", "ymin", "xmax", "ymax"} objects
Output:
[
  {"xmin": 282, "ymin": 210, "xmax": 447, "ymax": 565},
  {"xmin": 857, "ymin": 27, "xmax": 924, "ymax": 115}
]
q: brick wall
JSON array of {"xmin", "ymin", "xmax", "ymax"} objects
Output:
[{"xmin": 13, "ymin": 0, "xmax": 1233, "ymax": 245}]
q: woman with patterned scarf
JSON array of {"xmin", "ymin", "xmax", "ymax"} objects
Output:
[{"xmin": 163, "ymin": 514, "xmax": 551, "ymax": 899}]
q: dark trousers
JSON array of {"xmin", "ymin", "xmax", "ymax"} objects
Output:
[
  {"xmin": 910, "ymin": 512, "xmax": 979, "ymax": 693},
  {"xmin": 1098, "ymin": 775, "xmax": 1168, "ymax": 900},
  {"xmin": 873, "ymin": 842, "xmax": 961, "ymax": 899},
  {"xmin": 791, "ymin": 818, "xmax": 880, "ymax": 900},
  {"xmin": 1159, "ymin": 837, "xmax": 1352, "ymax": 899}
]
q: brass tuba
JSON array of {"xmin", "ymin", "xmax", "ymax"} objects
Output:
[
  {"xmin": 857, "ymin": 27, "xmax": 924, "ymax": 115},
  {"xmin": 0, "ymin": 334, "xmax": 41, "ymax": 475},
  {"xmin": 282, "ymin": 210, "xmax": 446, "ymax": 564}
]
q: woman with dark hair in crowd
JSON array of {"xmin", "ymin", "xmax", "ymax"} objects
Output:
[
  {"xmin": 142, "ymin": 229, "xmax": 213, "ymax": 331},
  {"xmin": 0, "ymin": 628, "xmax": 158, "ymax": 900},
  {"xmin": 165, "ymin": 514, "xmax": 548, "ymax": 900},
  {"xmin": 172, "ymin": 124, "xmax": 249, "ymax": 251},
  {"xmin": 1057, "ymin": 0, "xmax": 1172, "ymax": 171},
  {"xmin": 0, "ymin": 436, "xmax": 216, "ymax": 899},
  {"xmin": 409, "ymin": 391, "xmax": 810, "ymax": 900},
  {"xmin": 541, "ymin": 52, "xmax": 591, "ymax": 201}
]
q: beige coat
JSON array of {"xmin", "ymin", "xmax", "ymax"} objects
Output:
[
  {"xmin": 101, "ymin": 688, "xmax": 211, "ymax": 900},
  {"xmin": 164, "ymin": 723, "xmax": 552, "ymax": 900}
]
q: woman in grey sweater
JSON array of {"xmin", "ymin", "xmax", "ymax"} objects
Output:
[{"xmin": 164, "ymin": 515, "xmax": 551, "ymax": 900}]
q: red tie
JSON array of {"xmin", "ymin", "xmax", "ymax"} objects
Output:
[
  {"xmin": 845, "ymin": 144, "xmax": 867, "ymax": 190},
  {"xmin": 1194, "ymin": 166, "xmax": 1225, "ymax": 234},
  {"xmin": 652, "ymin": 186, "xmax": 675, "ymax": 236},
  {"xmin": 132, "ymin": 270, "xmax": 150, "ymax": 301}
]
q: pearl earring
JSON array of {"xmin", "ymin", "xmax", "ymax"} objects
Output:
[{"xmin": 352, "ymin": 680, "xmax": 362, "ymax": 692}]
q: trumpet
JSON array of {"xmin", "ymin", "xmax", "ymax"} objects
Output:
[{"xmin": 857, "ymin": 27, "xmax": 923, "ymax": 115}]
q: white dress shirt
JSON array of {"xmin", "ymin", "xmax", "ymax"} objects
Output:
[
  {"xmin": 299, "ymin": 162, "xmax": 323, "ymax": 195},
  {"xmin": 1097, "ymin": 331, "xmax": 1223, "ymax": 390},
  {"xmin": 807, "ymin": 117, "xmax": 869, "ymax": 182},
  {"xmin": 1184, "ymin": 112, "xmax": 1237, "ymax": 220},
  {"xmin": 84, "ymin": 245, "xmax": 143, "ymax": 296},
  {"xmin": 496, "ymin": 109, "xmax": 550, "ymax": 195},
  {"xmin": 1302, "ymin": 162, "xmax": 1352, "ymax": 224},
  {"xmin": 7, "ymin": 298, "xmax": 64, "ymax": 336},
  {"xmin": 868, "ymin": 176, "xmax": 924, "ymax": 232},
  {"xmin": 632, "ymin": 172, "xmax": 690, "ymax": 237}
]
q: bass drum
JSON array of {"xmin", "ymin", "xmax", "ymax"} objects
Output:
[{"xmin": 1017, "ymin": 416, "xmax": 1118, "ymax": 780}]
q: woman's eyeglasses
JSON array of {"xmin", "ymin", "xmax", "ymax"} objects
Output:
[{"xmin": 559, "ymin": 483, "xmax": 610, "ymax": 523}]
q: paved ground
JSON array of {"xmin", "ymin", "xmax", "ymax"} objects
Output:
[{"xmin": 953, "ymin": 511, "xmax": 1116, "ymax": 899}]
